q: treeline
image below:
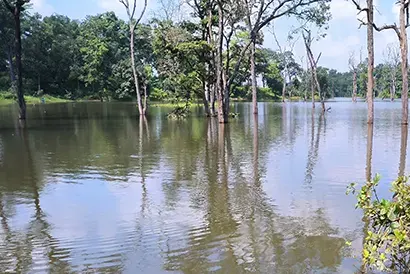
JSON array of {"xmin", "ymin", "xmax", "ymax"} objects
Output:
[{"xmin": 0, "ymin": 0, "xmax": 404, "ymax": 121}]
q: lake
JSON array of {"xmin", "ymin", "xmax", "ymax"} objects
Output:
[{"xmin": 0, "ymin": 101, "xmax": 407, "ymax": 273}]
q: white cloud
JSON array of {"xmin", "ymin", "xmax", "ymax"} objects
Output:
[
  {"xmin": 96, "ymin": 0, "xmax": 150, "ymax": 17},
  {"xmin": 97, "ymin": 0, "xmax": 126, "ymax": 15},
  {"xmin": 329, "ymin": 0, "xmax": 357, "ymax": 20},
  {"xmin": 31, "ymin": 0, "xmax": 54, "ymax": 16}
]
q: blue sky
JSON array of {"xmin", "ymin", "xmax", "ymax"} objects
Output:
[{"xmin": 31, "ymin": 0, "xmax": 402, "ymax": 72}]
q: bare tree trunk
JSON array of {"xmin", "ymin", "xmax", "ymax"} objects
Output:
[
  {"xmin": 282, "ymin": 79, "xmax": 286, "ymax": 103},
  {"xmin": 399, "ymin": 0, "xmax": 408, "ymax": 125},
  {"xmin": 399, "ymin": 124, "xmax": 408, "ymax": 177},
  {"xmin": 312, "ymin": 66, "xmax": 325, "ymax": 114},
  {"xmin": 3, "ymin": 0, "xmax": 27, "ymax": 120},
  {"xmin": 391, "ymin": 76, "xmax": 396, "ymax": 101},
  {"xmin": 216, "ymin": 3, "xmax": 227, "ymax": 124},
  {"xmin": 207, "ymin": 7, "xmax": 216, "ymax": 117},
  {"xmin": 250, "ymin": 39, "xmax": 258, "ymax": 114},
  {"xmin": 311, "ymin": 71, "xmax": 315, "ymax": 108},
  {"xmin": 14, "ymin": 8, "xmax": 25, "ymax": 119},
  {"xmin": 352, "ymin": 70, "xmax": 357, "ymax": 102},
  {"xmin": 209, "ymin": 83, "xmax": 216, "ymax": 116},
  {"xmin": 143, "ymin": 83, "xmax": 148, "ymax": 113},
  {"xmin": 120, "ymin": 0, "xmax": 148, "ymax": 116},
  {"xmin": 203, "ymin": 79, "xmax": 210, "ymax": 116},
  {"xmin": 130, "ymin": 27, "xmax": 145, "ymax": 116},
  {"xmin": 366, "ymin": 0, "xmax": 374, "ymax": 124},
  {"xmin": 304, "ymin": 32, "xmax": 324, "ymax": 113}
]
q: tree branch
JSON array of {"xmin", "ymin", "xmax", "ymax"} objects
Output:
[
  {"xmin": 227, "ymin": 40, "xmax": 252, "ymax": 88},
  {"xmin": 352, "ymin": 0, "xmax": 401, "ymax": 37},
  {"xmin": 133, "ymin": 0, "xmax": 148, "ymax": 29}
]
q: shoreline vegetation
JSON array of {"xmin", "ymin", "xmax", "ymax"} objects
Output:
[{"xmin": 0, "ymin": 94, "xmax": 395, "ymax": 107}]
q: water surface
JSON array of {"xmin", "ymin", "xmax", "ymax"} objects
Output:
[{"xmin": 0, "ymin": 101, "xmax": 407, "ymax": 273}]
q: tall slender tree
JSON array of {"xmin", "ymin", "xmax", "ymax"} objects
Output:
[
  {"xmin": 348, "ymin": 51, "xmax": 358, "ymax": 102},
  {"xmin": 303, "ymin": 29, "xmax": 325, "ymax": 113},
  {"xmin": 351, "ymin": 0, "xmax": 375, "ymax": 124},
  {"xmin": 120, "ymin": 0, "xmax": 148, "ymax": 116},
  {"xmin": 2, "ymin": 0, "xmax": 29, "ymax": 120},
  {"xmin": 383, "ymin": 43, "xmax": 400, "ymax": 101}
]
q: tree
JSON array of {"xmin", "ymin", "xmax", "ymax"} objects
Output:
[
  {"xmin": 351, "ymin": 0, "xmax": 375, "ymax": 124},
  {"xmin": 152, "ymin": 20, "xmax": 209, "ymax": 107},
  {"xmin": 348, "ymin": 50, "xmax": 358, "ymax": 102},
  {"xmin": 384, "ymin": 43, "xmax": 400, "ymax": 101},
  {"xmin": 0, "ymin": 4, "xmax": 15, "ymax": 92},
  {"xmin": 77, "ymin": 13, "xmax": 128, "ymax": 101},
  {"xmin": 120, "ymin": 0, "xmax": 148, "ymax": 116},
  {"xmin": 271, "ymin": 26, "xmax": 298, "ymax": 102},
  {"xmin": 303, "ymin": 29, "xmax": 325, "ymax": 113},
  {"xmin": 1, "ymin": 0, "xmax": 30, "ymax": 120},
  {"xmin": 241, "ymin": 0, "xmax": 331, "ymax": 115},
  {"xmin": 23, "ymin": 14, "xmax": 80, "ymax": 97}
]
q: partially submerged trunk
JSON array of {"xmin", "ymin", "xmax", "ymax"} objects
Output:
[
  {"xmin": 250, "ymin": 39, "xmax": 258, "ymax": 114},
  {"xmin": 399, "ymin": 0, "xmax": 408, "ymax": 125},
  {"xmin": 203, "ymin": 79, "xmax": 210, "ymax": 116},
  {"xmin": 14, "ymin": 6, "xmax": 26, "ymax": 120},
  {"xmin": 120, "ymin": 0, "xmax": 148, "ymax": 116},
  {"xmin": 3, "ymin": 0, "xmax": 27, "ymax": 120},
  {"xmin": 282, "ymin": 78, "xmax": 287, "ymax": 103},
  {"xmin": 216, "ymin": 3, "xmax": 227, "ymax": 124},
  {"xmin": 399, "ymin": 124, "xmax": 408, "ymax": 177},
  {"xmin": 391, "ymin": 76, "xmax": 396, "ymax": 101},
  {"xmin": 130, "ymin": 27, "xmax": 146, "ymax": 116},
  {"xmin": 304, "ymin": 32, "xmax": 322, "ymax": 112},
  {"xmin": 366, "ymin": 0, "xmax": 374, "ymax": 124},
  {"xmin": 310, "ymin": 70, "xmax": 315, "ymax": 108},
  {"xmin": 352, "ymin": 70, "xmax": 357, "ymax": 102},
  {"xmin": 311, "ymin": 63, "xmax": 325, "ymax": 114}
]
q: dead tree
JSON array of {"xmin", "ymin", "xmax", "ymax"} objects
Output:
[
  {"xmin": 353, "ymin": 0, "xmax": 408, "ymax": 124},
  {"xmin": 241, "ymin": 0, "xmax": 329, "ymax": 115},
  {"xmin": 119, "ymin": 0, "xmax": 148, "ymax": 116},
  {"xmin": 303, "ymin": 29, "xmax": 325, "ymax": 114},
  {"xmin": 384, "ymin": 43, "xmax": 400, "ymax": 101},
  {"xmin": 271, "ymin": 25, "xmax": 297, "ymax": 103},
  {"xmin": 348, "ymin": 51, "xmax": 358, "ymax": 102}
]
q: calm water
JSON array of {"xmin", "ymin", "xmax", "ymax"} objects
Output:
[{"xmin": 0, "ymin": 101, "xmax": 407, "ymax": 273}]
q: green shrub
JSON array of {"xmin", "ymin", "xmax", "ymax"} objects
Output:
[{"xmin": 347, "ymin": 175, "xmax": 410, "ymax": 272}]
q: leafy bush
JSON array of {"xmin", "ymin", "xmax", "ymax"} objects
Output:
[{"xmin": 347, "ymin": 175, "xmax": 410, "ymax": 272}]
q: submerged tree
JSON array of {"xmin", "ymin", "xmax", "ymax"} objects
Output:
[
  {"xmin": 351, "ymin": 0, "xmax": 375, "ymax": 124},
  {"xmin": 1, "ymin": 0, "xmax": 29, "ymax": 120},
  {"xmin": 120, "ymin": 0, "xmax": 148, "ymax": 116},
  {"xmin": 241, "ymin": 0, "xmax": 331, "ymax": 115},
  {"xmin": 348, "ymin": 51, "xmax": 358, "ymax": 102},
  {"xmin": 303, "ymin": 29, "xmax": 325, "ymax": 113},
  {"xmin": 384, "ymin": 43, "xmax": 400, "ymax": 102}
]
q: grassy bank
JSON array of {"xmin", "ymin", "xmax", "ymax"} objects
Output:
[{"xmin": 0, "ymin": 92, "xmax": 70, "ymax": 105}]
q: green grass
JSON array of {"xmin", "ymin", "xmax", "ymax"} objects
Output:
[{"xmin": 0, "ymin": 92, "xmax": 70, "ymax": 105}]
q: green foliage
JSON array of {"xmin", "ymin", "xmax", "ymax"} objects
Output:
[{"xmin": 347, "ymin": 175, "xmax": 410, "ymax": 272}]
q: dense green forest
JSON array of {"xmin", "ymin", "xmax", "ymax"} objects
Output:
[{"xmin": 0, "ymin": 0, "xmax": 404, "ymax": 119}]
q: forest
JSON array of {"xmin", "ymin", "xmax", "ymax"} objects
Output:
[{"xmin": 0, "ymin": 0, "xmax": 405, "ymax": 121}]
